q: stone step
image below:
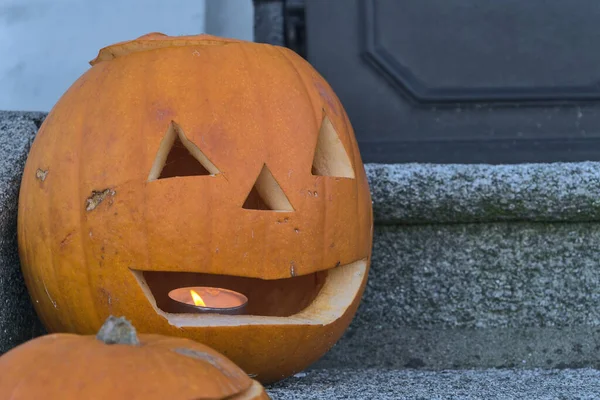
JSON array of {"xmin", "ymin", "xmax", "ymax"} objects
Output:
[
  {"xmin": 0, "ymin": 111, "xmax": 46, "ymax": 353},
  {"xmin": 2, "ymin": 111, "xmax": 600, "ymax": 372},
  {"xmin": 369, "ymin": 162, "xmax": 600, "ymax": 225},
  {"xmin": 318, "ymin": 326, "xmax": 600, "ymax": 371},
  {"xmin": 267, "ymin": 368, "xmax": 600, "ymax": 399},
  {"xmin": 313, "ymin": 163, "xmax": 600, "ymax": 370},
  {"xmin": 315, "ymin": 220, "xmax": 600, "ymax": 370},
  {"xmin": 320, "ymin": 162, "xmax": 600, "ymax": 370}
]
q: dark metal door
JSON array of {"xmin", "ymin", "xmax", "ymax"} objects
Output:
[{"xmin": 306, "ymin": 0, "xmax": 600, "ymax": 163}]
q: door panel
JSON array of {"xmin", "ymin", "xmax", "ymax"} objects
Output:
[{"xmin": 306, "ymin": 0, "xmax": 600, "ymax": 163}]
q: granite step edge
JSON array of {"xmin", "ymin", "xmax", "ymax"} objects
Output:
[{"xmin": 368, "ymin": 162, "xmax": 600, "ymax": 225}]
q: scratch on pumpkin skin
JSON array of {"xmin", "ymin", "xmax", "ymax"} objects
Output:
[
  {"xmin": 290, "ymin": 262, "xmax": 296, "ymax": 277},
  {"xmin": 59, "ymin": 231, "xmax": 74, "ymax": 248},
  {"xmin": 42, "ymin": 282, "xmax": 57, "ymax": 309},
  {"xmin": 35, "ymin": 168, "xmax": 48, "ymax": 181},
  {"xmin": 85, "ymin": 188, "xmax": 116, "ymax": 211},
  {"xmin": 99, "ymin": 288, "xmax": 113, "ymax": 311}
]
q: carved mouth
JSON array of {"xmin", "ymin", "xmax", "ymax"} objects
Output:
[{"xmin": 131, "ymin": 259, "xmax": 367, "ymax": 327}]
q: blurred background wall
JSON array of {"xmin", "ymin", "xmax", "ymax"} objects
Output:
[{"xmin": 0, "ymin": 0, "xmax": 254, "ymax": 112}]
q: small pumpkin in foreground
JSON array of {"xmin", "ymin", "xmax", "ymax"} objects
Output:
[
  {"xmin": 0, "ymin": 316, "xmax": 269, "ymax": 400},
  {"xmin": 18, "ymin": 32, "xmax": 373, "ymax": 383}
]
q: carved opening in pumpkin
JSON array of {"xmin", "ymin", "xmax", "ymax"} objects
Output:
[
  {"xmin": 131, "ymin": 259, "xmax": 367, "ymax": 327},
  {"xmin": 242, "ymin": 164, "xmax": 294, "ymax": 211},
  {"xmin": 311, "ymin": 115, "xmax": 355, "ymax": 178},
  {"xmin": 148, "ymin": 121, "xmax": 220, "ymax": 181},
  {"xmin": 134, "ymin": 270, "xmax": 327, "ymax": 317}
]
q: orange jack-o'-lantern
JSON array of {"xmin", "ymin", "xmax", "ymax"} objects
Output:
[{"xmin": 17, "ymin": 33, "xmax": 373, "ymax": 383}]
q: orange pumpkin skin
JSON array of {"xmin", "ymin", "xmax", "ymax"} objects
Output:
[
  {"xmin": 17, "ymin": 33, "xmax": 373, "ymax": 383},
  {"xmin": 0, "ymin": 317, "xmax": 268, "ymax": 400}
]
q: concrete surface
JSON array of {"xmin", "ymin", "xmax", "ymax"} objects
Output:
[
  {"xmin": 368, "ymin": 162, "xmax": 600, "ymax": 224},
  {"xmin": 317, "ymin": 326, "xmax": 600, "ymax": 371},
  {"xmin": 365, "ymin": 222, "xmax": 600, "ymax": 329},
  {"xmin": 267, "ymin": 368, "xmax": 600, "ymax": 399},
  {"xmin": 311, "ymin": 220, "xmax": 600, "ymax": 370},
  {"xmin": 0, "ymin": 111, "xmax": 46, "ymax": 353}
]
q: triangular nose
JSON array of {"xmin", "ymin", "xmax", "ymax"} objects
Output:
[
  {"xmin": 311, "ymin": 115, "xmax": 355, "ymax": 178},
  {"xmin": 242, "ymin": 164, "xmax": 294, "ymax": 211},
  {"xmin": 148, "ymin": 121, "xmax": 220, "ymax": 181}
]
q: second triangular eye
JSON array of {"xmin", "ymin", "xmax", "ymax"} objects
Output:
[
  {"xmin": 148, "ymin": 121, "xmax": 220, "ymax": 181},
  {"xmin": 311, "ymin": 115, "xmax": 355, "ymax": 178},
  {"xmin": 243, "ymin": 164, "xmax": 294, "ymax": 211}
]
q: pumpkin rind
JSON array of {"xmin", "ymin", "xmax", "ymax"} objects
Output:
[
  {"xmin": 17, "ymin": 33, "xmax": 373, "ymax": 383},
  {"xmin": 0, "ymin": 316, "xmax": 269, "ymax": 399}
]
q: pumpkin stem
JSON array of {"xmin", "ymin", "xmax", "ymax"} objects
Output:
[{"xmin": 96, "ymin": 315, "xmax": 140, "ymax": 346}]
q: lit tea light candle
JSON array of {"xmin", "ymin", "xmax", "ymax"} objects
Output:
[{"xmin": 168, "ymin": 286, "xmax": 248, "ymax": 315}]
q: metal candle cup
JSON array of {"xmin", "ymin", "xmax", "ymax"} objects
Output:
[{"xmin": 167, "ymin": 286, "xmax": 248, "ymax": 315}]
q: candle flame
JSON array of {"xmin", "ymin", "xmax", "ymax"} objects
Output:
[{"xmin": 190, "ymin": 290, "xmax": 206, "ymax": 307}]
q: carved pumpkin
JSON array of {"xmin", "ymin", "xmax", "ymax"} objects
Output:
[
  {"xmin": 0, "ymin": 316, "xmax": 268, "ymax": 399},
  {"xmin": 17, "ymin": 33, "xmax": 373, "ymax": 383}
]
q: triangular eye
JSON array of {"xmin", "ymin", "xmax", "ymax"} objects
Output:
[
  {"xmin": 242, "ymin": 164, "xmax": 294, "ymax": 211},
  {"xmin": 311, "ymin": 115, "xmax": 355, "ymax": 178},
  {"xmin": 148, "ymin": 121, "xmax": 220, "ymax": 181}
]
